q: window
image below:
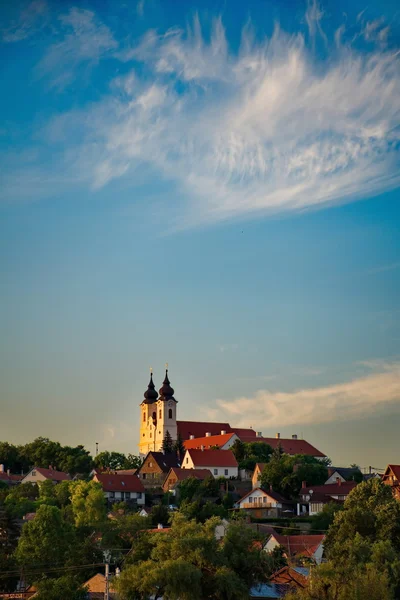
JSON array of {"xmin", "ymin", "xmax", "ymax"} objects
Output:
[
  {"xmin": 186, "ymin": 458, "xmax": 189, "ymax": 464},
  {"xmin": 142, "ymin": 474, "xmax": 146, "ymax": 480},
  {"xmin": 31, "ymin": 470, "xmax": 36, "ymax": 476},
  {"xmin": 168, "ymin": 408, "xmax": 173, "ymax": 419},
  {"xmin": 150, "ymin": 432, "xmax": 152, "ymax": 438},
  {"xmin": 224, "ymin": 469, "xmax": 228, "ymax": 476},
  {"xmin": 149, "ymin": 461, "xmax": 153, "ymax": 468},
  {"xmin": 143, "ymin": 412, "xmax": 146, "ymax": 422},
  {"xmin": 249, "ymin": 497, "xmax": 253, "ymax": 503},
  {"xmin": 214, "ymin": 469, "xmax": 218, "ymax": 476},
  {"xmin": 263, "ymin": 497, "xmax": 267, "ymax": 503},
  {"xmin": 159, "ymin": 409, "xmax": 162, "ymax": 419},
  {"xmin": 137, "ymin": 492, "xmax": 142, "ymax": 499},
  {"xmin": 110, "ymin": 491, "xmax": 115, "ymax": 499}
]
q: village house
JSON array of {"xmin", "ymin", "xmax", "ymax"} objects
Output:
[
  {"xmin": 325, "ymin": 466, "xmax": 361, "ymax": 484},
  {"xmin": 269, "ymin": 566, "xmax": 309, "ymax": 592},
  {"xmin": 78, "ymin": 573, "xmax": 117, "ymax": 599},
  {"xmin": 183, "ymin": 432, "xmax": 239, "ymax": 451},
  {"xmin": 21, "ymin": 467, "xmax": 71, "ymax": 485},
  {"xmin": 181, "ymin": 449, "xmax": 238, "ymax": 478},
  {"xmin": 264, "ymin": 532, "xmax": 325, "ymax": 565},
  {"xmin": 136, "ymin": 451, "xmax": 180, "ymax": 488},
  {"xmin": 298, "ymin": 480, "xmax": 357, "ymax": 516},
  {"xmin": 0, "ymin": 465, "xmax": 23, "ymax": 486},
  {"xmin": 92, "ymin": 472, "xmax": 145, "ymax": 505},
  {"xmin": 235, "ymin": 487, "xmax": 293, "ymax": 518},
  {"xmin": 162, "ymin": 466, "xmax": 212, "ymax": 493},
  {"xmin": 382, "ymin": 464, "xmax": 400, "ymax": 500}
]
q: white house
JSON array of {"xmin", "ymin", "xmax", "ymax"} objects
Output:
[
  {"xmin": 264, "ymin": 532, "xmax": 325, "ymax": 565},
  {"xmin": 93, "ymin": 473, "xmax": 145, "ymax": 505},
  {"xmin": 181, "ymin": 449, "xmax": 238, "ymax": 478},
  {"xmin": 298, "ymin": 480, "xmax": 357, "ymax": 516},
  {"xmin": 235, "ymin": 487, "xmax": 293, "ymax": 517},
  {"xmin": 21, "ymin": 467, "xmax": 71, "ymax": 485}
]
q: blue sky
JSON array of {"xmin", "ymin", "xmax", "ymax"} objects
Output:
[{"xmin": 1, "ymin": 0, "xmax": 400, "ymax": 468}]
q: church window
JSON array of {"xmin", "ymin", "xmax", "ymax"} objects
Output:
[
  {"xmin": 159, "ymin": 409, "xmax": 162, "ymax": 419},
  {"xmin": 168, "ymin": 408, "xmax": 173, "ymax": 419},
  {"xmin": 143, "ymin": 412, "xmax": 146, "ymax": 422},
  {"xmin": 150, "ymin": 432, "xmax": 152, "ymax": 438}
]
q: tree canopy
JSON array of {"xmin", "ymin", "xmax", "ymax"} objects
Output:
[{"xmin": 259, "ymin": 451, "xmax": 328, "ymax": 499}]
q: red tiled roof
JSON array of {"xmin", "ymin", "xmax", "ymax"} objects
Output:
[
  {"xmin": 114, "ymin": 469, "xmax": 137, "ymax": 476},
  {"xmin": 271, "ymin": 533, "xmax": 325, "ymax": 558},
  {"xmin": 230, "ymin": 428, "xmax": 257, "ymax": 438},
  {"xmin": 167, "ymin": 467, "xmax": 212, "ymax": 482},
  {"xmin": 301, "ymin": 481, "xmax": 356, "ymax": 496},
  {"xmin": 0, "ymin": 472, "xmax": 23, "ymax": 483},
  {"xmin": 184, "ymin": 433, "xmax": 236, "ymax": 450},
  {"xmin": 35, "ymin": 467, "xmax": 71, "ymax": 481},
  {"xmin": 386, "ymin": 465, "xmax": 400, "ymax": 481},
  {"xmin": 177, "ymin": 421, "xmax": 231, "ymax": 440},
  {"xmin": 239, "ymin": 437, "xmax": 326, "ymax": 457},
  {"xmin": 185, "ymin": 449, "xmax": 238, "ymax": 468},
  {"xmin": 94, "ymin": 473, "xmax": 145, "ymax": 493},
  {"xmin": 270, "ymin": 566, "xmax": 309, "ymax": 588}
]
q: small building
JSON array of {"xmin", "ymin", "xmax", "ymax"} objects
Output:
[
  {"xmin": 269, "ymin": 566, "xmax": 309, "ymax": 589},
  {"xmin": 93, "ymin": 473, "xmax": 145, "ymax": 505},
  {"xmin": 382, "ymin": 464, "xmax": 400, "ymax": 500},
  {"xmin": 235, "ymin": 487, "xmax": 293, "ymax": 518},
  {"xmin": 252, "ymin": 463, "xmax": 266, "ymax": 489},
  {"xmin": 237, "ymin": 433, "xmax": 326, "ymax": 459},
  {"xmin": 136, "ymin": 451, "xmax": 180, "ymax": 488},
  {"xmin": 297, "ymin": 480, "xmax": 357, "ymax": 516},
  {"xmin": 81, "ymin": 573, "xmax": 117, "ymax": 599},
  {"xmin": 183, "ymin": 432, "xmax": 239, "ymax": 451},
  {"xmin": 162, "ymin": 467, "xmax": 212, "ymax": 492},
  {"xmin": 264, "ymin": 532, "xmax": 325, "ymax": 565},
  {"xmin": 0, "ymin": 465, "xmax": 23, "ymax": 486},
  {"xmin": 325, "ymin": 467, "xmax": 360, "ymax": 484},
  {"xmin": 181, "ymin": 449, "xmax": 238, "ymax": 478},
  {"xmin": 21, "ymin": 467, "xmax": 71, "ymax": 485}
]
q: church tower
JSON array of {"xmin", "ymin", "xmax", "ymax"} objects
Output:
[{"xmin": 138, "ymin": 368, "xmax": 178, "ymax": 457}]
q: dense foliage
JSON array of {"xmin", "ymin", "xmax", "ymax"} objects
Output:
[{"xmin": 231, "ymin": 440, "xmax": 273, "ymax": 471}]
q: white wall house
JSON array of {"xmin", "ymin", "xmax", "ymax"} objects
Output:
[
  {"xmin": 93, "ymin": 473, "xmax": 146, "ymax": 505},
  {"xmin": 236, "ymin": 488, "xmax": 283, "ymax": 510},
  {"xmin": 182, "ymin": 449, "xmax": 238, "ymax": 478},
  {"xmin": 21, "ymin": 467, "xmax": 71, "ymax": 485}
]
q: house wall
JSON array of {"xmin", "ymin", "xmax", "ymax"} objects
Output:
[
  {"xmin": 313, "ymin": 543, "xmax": 324, "ymax": 565},
  {"xmin": 252, "ymin": 467, "xmax": 263, "ymax": 489},
  {"xmin": 21, "ymin": 470, "xmax": 48, "ymax": 484},
  {"xmin": 138, "ymin": 456, "xmax": 167, "ymax": 488},
  {"xmin": 238, "ymin": 488, "xmax": 280, "ymax": 509},
  {"xmin": 325, "ymin": 472, "xmax": 346, "ymax": 484},
  {"xmin": 103, "ymin": 491, "xmax": 145, "ymax": 505}
]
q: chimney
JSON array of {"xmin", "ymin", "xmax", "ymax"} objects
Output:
[
  {"xmin": 276, "ymin": 433, "xmax": 280, "ymax": 439},
  {"xmin": 7, "ymin": 469, "xmax": 10, "ymax": 476},
  {"xmin": 157, "ymin": 523, "xmax": 164, "ymax": 529},
  {"xmin": 336, "ymin": 477, "xmax": 341, "ymax": 485},
  {"xmin": 338, "ymin": 479, "xmax": 342, "ymax": 486},
  {"xmin": 205, "ymin": 432, "xmax": 211, "ymax": 437},
  {"xmin": 221, "ymin": 430, "xmax": 226, "ymax": 435},
  {"xmin": 0, "ymin": 464, "xmax": 4, "ymax": 473},
  {"xmin": 302, "ymin": 481, "xmax": 307, "ymax": 489},
  {"xmin": 292, "ymin": 434, "xmax": 298, "ymax": 439},
  {"xmin": 189, "ymin": 435, "xmax": 195, "ymax": 440},
  {"xmin": 200, "ymin": 445, "xmax": 204, "ymax": 451}
]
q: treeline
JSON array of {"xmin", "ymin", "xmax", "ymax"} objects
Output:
[{"xmin": 0, "ymin": 438, "xmax": 141, "ymax": 477}]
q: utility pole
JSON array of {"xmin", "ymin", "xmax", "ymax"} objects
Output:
[
  {"xmin": 96, "ymin": 442, "xmax": 99, "ymax": 457},
  {"xmin": 105, "ymin": 562, "xmax": 109, "ymax": 600}
]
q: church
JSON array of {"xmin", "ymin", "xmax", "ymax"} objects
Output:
[{"xmin": 139, "ymin": 369, "xmax": 326, "ymax": 459}]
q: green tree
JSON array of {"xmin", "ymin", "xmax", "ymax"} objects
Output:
[
  {"xmin": 260, "ymin": 453, "xmax": 328, "ymax": 500},
  {"xmin": 310, "ymin": 502, "xmax": 343, "ymax": 533},
  {"xmin": 124, "ymin": 453, "xmax": 142, "ymax": 469},
  {"xmin": 173, "ymin": 433, "xmax": 185, "ymax": 459},
  {"xmin": 116, "ymin": 514, "xmax": 275, "ymax": 600},
  {"xmin": 231, "ymin": 440, "xmax": 273, "ymax": 471},
  {"xmin": 53, "ymin": 481, "xmax": 72, "ymax": 508},
  {"xmin": 15, "ymin": 504, "xmax": 75, "ymax": 570},
  {"xmin": 33, "ymin": 576, "xmax": 88, "ymax": 600},
  {"xmin": 38, "ymin": 479, "xmax": 57, "ymax": 505},
  {"xmin": 161, "ymin": 430, "xmax": 174, "ymax": 454},
  {"xmin": 0, "ymin": 442, "xmax": 27, "ymax": 473},
  {"xmin": 0, "ymin": 503, "xmax": 20, "ymax": 591},
  {"xmin": 94, "ymin": 450, "xmax": 128, "ymax": 470},
  {"xmin": 4, "ymin": 483, "xmax": 39, "ymax": 519},
  {"xmin": 70, "ymin": 481, "xmax": 106, "ymax": 527}
]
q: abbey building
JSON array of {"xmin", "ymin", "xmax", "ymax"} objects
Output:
[{"xmin": 139, "ymin": 369, "xmax": 327, "ymax": 459}]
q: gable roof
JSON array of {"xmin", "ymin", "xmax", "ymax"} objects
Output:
[
  {"xmin": 184, "ymin": 433, "xmax": 237, "ymax": 450},
  {"xmin": 31, "ymin": 467, "xmax": 71, "ymax": 481},
  {"xmin": 238, "ymin": 487, "xmax": 291, "ymax": 505},
  {"xmin": 327, "ymin": 467, "xmax": 360, "ymax": 479},
  {"xmin": 83, "ymin": 573, "xmax": 116, "ymax": 599},
  {"xmin": 94, "ymin": 473, "xmax": 145, "ymax": 493},
  {"xmin": 269, "ymin": 533, "xmax": 325, "ymax": 558},
  {"xmin": 230, "ymin": 427, "xmax": 257, "ymax": 438},
  {"xmin": 301, "ymin": 481, "xmax": 356, "ymax": 496},
  {"xmin": 270, "ymin": 565, "xmax": 309, "ymax": 588},
  {"xmin": 165, "ymin": 467, "xmax": 212, "ymax": 483},
  {"xmin": 139, "ymin": 452, "xmax": 180, "ymax": 473},
  {"xmin": 238, "ymin": 436, "xmax": 326, "ymax": 457},
  {"xmin": 184, "ymin": 449, "xmax": 238, "ymax": 468},
  {"xmin": 384, "ymin": 464, "xmax": 400, "ymax": 481}
]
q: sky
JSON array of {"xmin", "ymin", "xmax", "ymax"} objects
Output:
[{"xmin": 1, "ymin": 0, "xmax": 400, "ymax": 469}]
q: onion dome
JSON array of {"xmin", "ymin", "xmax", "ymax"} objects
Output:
[
  {"xmin": 143, "ymin": 372, "xmax": 158, "ymax": 404},
  {"xmin": 159, "ymin": 369, "xmax": 175, "ymax": 401}
]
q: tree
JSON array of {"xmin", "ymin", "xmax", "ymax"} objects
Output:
[
  {"xmin": 260, "ymin": 453, "xmax": 328, "ymax": 500},
  {"xmin": 231, "ymin": 440, "xmax": 273, "ymax": 472},
  {"xmin": 124, "ymin": 453, "xmax": 142, "ymax": 469},
  {"xmin": 15, "ymin": 504, "xmax": 75, "ymax": 570},
  {"xmin": 161, "ymin": 430, "xmax": 174, "ymax": 454},
  {"xmin": 173, "ymin": 433, "xmax": 185, "ymax": 459},
  {"xmin": 94, "ymin": 451, "xmax": 128, "ymax": 470},
  {"xmin": 310, "ymin": 502, "xmax": 343, "ymax": 533},
  {"xmin": 69, "ymin": 481, "xmax": 106, "ymax": 527},
  {"xmin": 0, "ymin": 442, "xmax": 27, "ymax": 473},
  {"xmin": 116, "ymin": 514, "xmax": 275, "ymax": 600},
  {"xmin": 0, "ymin": 503, "xmax": 20, "ymax": 591},
  {"xmin": 33, "ymin": 576, "xmax": 88, "ymax": 600}
]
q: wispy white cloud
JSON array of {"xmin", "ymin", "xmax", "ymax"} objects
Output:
[
  {"xmin": 4, "ymin": 8, "xmax": 400, "ymax": 226},
  {"xmin": 36, "ymin": 7, "xmax": 117, "ymax": 90},
  {"xmin": 1, "ymin": 0, "xmax": 47, "ymax": 43},
  {"xmin": 208, "ymin": 361, "xmax": 400, "ymax": 428}
]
